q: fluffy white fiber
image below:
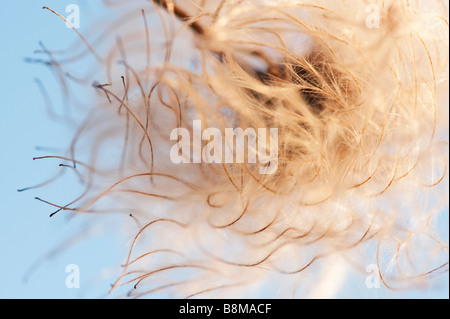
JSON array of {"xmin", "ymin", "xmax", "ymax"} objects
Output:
[{"xmin": 34, "ymin": 0, "xmax": 448, "ymax": 298}]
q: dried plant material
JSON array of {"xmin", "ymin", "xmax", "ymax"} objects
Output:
[{"xmin": 29, "ymin": 0, "xmax": 449, "ymax": 298}]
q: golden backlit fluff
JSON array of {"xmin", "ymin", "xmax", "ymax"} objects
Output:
[{"xmin": 32, "ymin": 0, "xmax": 448, "ymax": 298}]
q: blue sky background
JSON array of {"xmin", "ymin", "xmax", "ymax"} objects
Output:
[
  {"xmin": 0, "ymin": 0, "xmax": 448, "ymax": 299},
  {"xmin": 0, "ymin": 0, "xmax": 127, "ymax": 298}
]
